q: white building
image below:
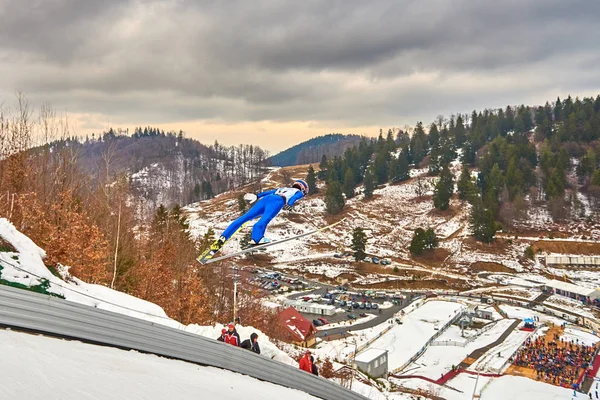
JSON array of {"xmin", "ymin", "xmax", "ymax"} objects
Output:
[
  {"xmin": 354, "ymin": 348, "xmax": 389, "ymax": 378},
  {"xmin": 283, "ymin": 299, "xmax": 336, "ymax": 316},
  {"xmin": 545, "ymin": 255, "xmax": 600, "ymax": 268},
  {"xmin": 543, "ymin": 280, "xmax": 600, "ymax": 302}
]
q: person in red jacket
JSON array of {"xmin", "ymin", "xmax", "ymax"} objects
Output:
[
  {"xmin": 299, "ymin": 350, "xmax": 313, "ymax": 373},
  {"xmin": 223, "ymin": 323, "xmax": 241, "ymax": 346}
]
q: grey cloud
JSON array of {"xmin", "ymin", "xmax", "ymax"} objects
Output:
[{"xmin": 0, "ymin": 0, "xmax": 599, "ymax": 141}]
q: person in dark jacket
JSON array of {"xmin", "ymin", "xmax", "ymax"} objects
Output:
[
  {"xmin": 240, "ymin": 332, "xmax": 261, "ymax": 354},
  {"xmin": 216, "ymin": 328, "xmax": 227, "ymax": 342},
  {"xmin": 310, "ymin": 355, "xmax": 319, "ymax": 376},
  {"xmin": 223, "ymin": 323, "xmax": 241, "ymax": 346}
]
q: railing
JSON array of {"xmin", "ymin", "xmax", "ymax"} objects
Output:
[
  {"xmin": 392, "ymin": 309, "xmax": 465, "ymax": 374},
  {"xmin": 0, "ymin": 284, "xmax": 368, "ymax": 400}
]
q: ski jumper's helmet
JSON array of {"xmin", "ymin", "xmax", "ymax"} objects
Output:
[{"xmin": 292, "ymin": 179, "xmax": 309, "ymax": 195}]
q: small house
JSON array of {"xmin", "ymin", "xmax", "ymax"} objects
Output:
[
  {"xmin": 354, "ymin": 348, "xmax": 388, "ymax": 378},
  {"xmin": 277, "ymin": 307, "xmax": 318, "ymax": 347}
]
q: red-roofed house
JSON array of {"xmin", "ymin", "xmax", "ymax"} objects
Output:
[{"xmin": 277, "ymin": 307, "xmax": 318, "ymax": 347}]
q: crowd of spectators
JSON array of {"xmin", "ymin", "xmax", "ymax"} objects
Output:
[{"xmin": 512, "ymin": 331, "xmax": 597, "ymax": 388}]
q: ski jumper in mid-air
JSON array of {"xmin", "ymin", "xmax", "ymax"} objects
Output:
[{"xmin": 216, "ymin": 179, "xmax": 309, "ymax": 248}]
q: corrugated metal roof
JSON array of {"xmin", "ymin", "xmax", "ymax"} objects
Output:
[{"xmin": 545, "ymin": 279, "xmax": 600, "ymax": 297}]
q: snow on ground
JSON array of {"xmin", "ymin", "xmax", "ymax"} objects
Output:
[
  {"xmin": 0, "ymin": 218, "xmax": 295, "ymax": 366},
  {"xmin": 560, "ymin": 326, "xmax": 600, "ymax": 347},
  {"xmin": 500, "ymin": 305, "xmax": 565, "ymax": 326},
  {"xmin": 185, "ymin": 323, "xmax": 296, "ymax": 366},
  {"xmin": 547, "ymin": 267, "xmax": 600, "ymax": 288},
  {"xmin": 316, "ymin": 313, "xmax": 377, "ymax": 331},
  {"xmin": 0, "ymin": 218, "xmax": 183, "ymax": 329},
  {"xmin": 469, "ymin": 328, "xmax": 531, "ymax": 373},
  {"xmin": 404, "ymin": 319, "xmax": 517, "ymax": 379},
  {"xmin": 481, "ymin": 375, "xmax": 574, "ymax": 400},
  {"xmin": 0, "ymin": 329, "xmax": 317, "ymax": 400},
  {"xmin": 546, "ymin": 295, "xmax": 596, "ymax": 319},
  {"xmin": 359, "ymin": 300, "xmax": 464, "ymax": 371}
]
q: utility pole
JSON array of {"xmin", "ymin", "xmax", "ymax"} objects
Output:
[
  {"xmin": 471, "ymin": 372, "xmax": 480, "ymax": 399},
  {"xmin": 233, "ymin": 266, "xmax": 239, "ymax": 324}
]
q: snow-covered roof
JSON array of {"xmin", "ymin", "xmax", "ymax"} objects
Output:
[
  {"xmin": 284, "ymin": 299, "xmax": 336, "ymax": 310},
  {"xmin": 544, "ymin": 279, "xmax": 600, "ymax": 297},
  {"xmin": 354, "ymin": 348, "xmax": 388, "ymax": 364}
]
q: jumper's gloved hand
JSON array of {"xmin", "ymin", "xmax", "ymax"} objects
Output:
[
  {"xmin": 283, "ymin": 204, "xmax": 293, "ymax": 211},
  {"xmin": 243, "ymin": 193, "xmax": 258, "ymax": 203}
]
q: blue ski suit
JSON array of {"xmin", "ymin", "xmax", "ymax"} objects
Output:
[{"xmin": 221, "ymin": 187, "xmax": 304, "ymax": 243}]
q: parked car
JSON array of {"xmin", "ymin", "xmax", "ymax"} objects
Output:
[
  {"xmin": 347, "ymin": 314, "xmax": 357, "ymax": 320},
  {"xmin": 359, "ymin": 303, "xmax": 366, "ymax": 309},
  {"xmin": 333, "ymin": 253, "xmax": 342, "ymax": 258},
  {"xmin": 381, "ymin": 259, "xmax": 391, "ymax": 265},
  {"xmin": 371, "ymin": 257, "xmax": 380, "ymax": 264},
  {"xmin": 340, "ymin": 300, "xmax": 347, "ymax": 307},
  {"xmin": 313, "ymin": 319, "xmax": 324, "ymax": 327},
  {"xmin": 318, "ymin": 317, "xmax": 330, "ymax": 325},
  {"xmin": 371, "ymin": 303, "xmax": 379, "ymax": 309},
  {"xmin": 365, "ymin": 302, "xmax": 372, "ymax": 309},
  {"xmin": 352, "ymin": 302, "xmax": 360, "ymax": 308}
]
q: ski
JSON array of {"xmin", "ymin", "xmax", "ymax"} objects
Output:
[
  {"xmin": 196, "ymin": 221, "xmax": 249, "ymax": 264},
  {"xmin": 199, "ymin": 218, "xmax": 346, "ymax": 265}
]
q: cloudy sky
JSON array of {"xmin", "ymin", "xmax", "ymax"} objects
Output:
[{"xmin": 1, "ymin": 0, "xmax": 599, "ymax": 153}]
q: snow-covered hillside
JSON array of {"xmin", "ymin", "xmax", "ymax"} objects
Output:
[
  {"xmin": 185, "ymin": 164, "xmax": 600, "ymax": 293},
  {"xmin": 0, "ymin": 329, "xmax": 315, "ymax": 400},
  {"xmin": 0, "ymin": 218, "xmax": 294, "ymax": 365}
]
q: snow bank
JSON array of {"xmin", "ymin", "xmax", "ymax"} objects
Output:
[
  {"xmin": 185, "ymin": 323, "xmax": 297, "ymax": 366},
  {"xmin": 0, "ymin": 329, "xmax": 316, "ymax": 400}
]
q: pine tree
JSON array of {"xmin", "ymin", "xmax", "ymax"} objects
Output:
[
  {"xmin": 409, "ymin": 228, "xmax": 426, "ymax": 255},
  {"xmin": 363, "ymin": 167, "xmax": 376, "ymax": 199},
  {"xmin": 237, "ymin": 193, "xmax": 248, "ymax": 214},
  {"xmin": 318, "ymin": 155, "xmax": 328, "ymax": 180},
  {"xmin": 410, "ymin": 122, "xmax": 429, "ymax": 166},
  {"xmin": 325, "ymin": 181, "xmax": 345, "ymax": 214},
  {"xmin": 409, "ymin": 228, "xmax": 437, "ymax": 255},
  {"xmin": 343, "ymin": 168, "xmax": 355, "ymax": 198},
  {"xmin": 454, "ymin": 115, "xmax": 467, "ymax": 147},
  {"xmin": 374, "ymin": 151, "xmax": 389, "ymax": 184},
  {"xmin": 306, "ymin": 165, "xmax": 318, "ymax": 195},
  {"xmin": 424, "ymin": 228, "xmax": 439, "ymax": 250},
  {"xmin": 470, "ymin": 199, "xmax": 498, "ymax": 243},
  {"xmin": 351, "ymin": 227, "xmax": 367, "ymax": 261},
  {"xmin": 457, "ymin": 165, "xmax": 476, "ymax": 201},
  {"xmin": 433, "ymin": 165, "xmax": 454, "ymax": 210}
]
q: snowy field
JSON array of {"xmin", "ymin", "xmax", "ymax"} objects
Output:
[
  {"xmin": 405, "ymin": 319, "xmax": 517, "ymax": 378},
  {"xmin": 469, "ymin": 328, "xmax": 531, "ymax": 373},
  {"xmin": 0, "ymin": 329, "xmax": 317, "ymax": 400},
  {"xmin": 360, "ymin": 300, "xmax": 464, "ymax": 371}
]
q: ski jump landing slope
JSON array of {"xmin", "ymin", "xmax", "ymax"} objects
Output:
[{"xmin": 0, "ymin": 284, "xmax": 367, "ymax": 400}]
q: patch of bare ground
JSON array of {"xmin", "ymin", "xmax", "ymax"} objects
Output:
[
  {"xmin": 357, "ymin": 263, "xmax": 432, "ymax": 279},
  {"xmin": 412, "ymin": 248, "xmax": 451, "ymax": 268},
  {"xmin": 463, "ymin": 236, "xmax": 511, "ymax": 254},
  {"xmin": 469, "ymin": 261, "xmax": 515, "ymax": 273},
  {"xmin": 428, "ymin": 205, "xmax": 458, "ymax": 219},
  {"xmin": 353, "ymin": 277, "xmax": 469, "ymax": 291},
  {"xmin": 309, "ymin": 242, "xmax": 338, "ymax": 252},
  {"xmin": 532, "ymin": 240, "xmax": 600, "ymax": 255}
]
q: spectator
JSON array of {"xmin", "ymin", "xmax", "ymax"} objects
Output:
[
  {"xmin": 224, "ymin": 323, "xmax": 241, "ymax": 346},
  {"xmin": 216, "ymin": 328, "xmax": 226, "ymax": 342},
  {"xmin": 310, "ymin": 355, "xmax": 319, "ymax": 376},
  {"xmin": 299, "ymin": 350, "xmax": 313, "ymax": 373},
  {"xmin": 241, "ymin": 332, "xmax": 261, "ymax": 354}
]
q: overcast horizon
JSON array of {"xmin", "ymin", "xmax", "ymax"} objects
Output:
[{"xmin": 1, "ymin": 0, "xmax": 600, "ymax": 153}]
